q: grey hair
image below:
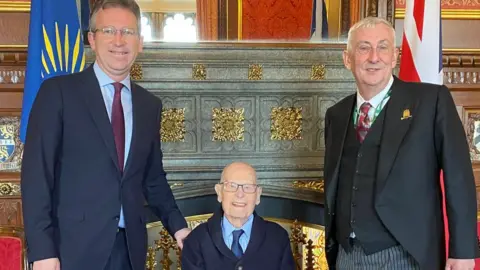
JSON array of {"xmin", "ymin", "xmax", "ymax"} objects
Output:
[
  {"xmin": 89, "ymin": 0, "xmax": 142, "ymax": 32},
  {"xmin": 346, "ymin": 17, "xmax": 396, "ymax": 52}
]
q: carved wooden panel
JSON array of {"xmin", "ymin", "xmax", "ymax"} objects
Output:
[{"xmin": 0, "ymin": 199, "xmax": 22, "ymax": 225}]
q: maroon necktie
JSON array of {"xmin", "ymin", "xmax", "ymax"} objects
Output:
[
  {"xmin": 111, "ymin": 82, "xmax": 125, "ymax": 173},
  {"xmin": 356, "ymin": 102, "xmax": 372, "ymax": 143}
]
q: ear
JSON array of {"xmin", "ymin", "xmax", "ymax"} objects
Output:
[
  {"xmin": 392, "ymin": 47, "xmax": 399, "ymax": 68},
  {"xmin": 343, "ymin": 50, "xmax": 352, "ymax": 70},
  {"xmin": 214, "ymin": 184, "xmax": 223, "ymax": 203},
  {"xmin": 88, "ymin": 32, "xmax": 96, "ymax": 51},
  {"xmin": 255, "ymin": 186, "xmax": 262, "ymax": 205}
]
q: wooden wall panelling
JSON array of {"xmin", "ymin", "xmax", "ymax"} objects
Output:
[{"xmin": 0, "ymin": 12, "xmax": 29, "ymax": 46}]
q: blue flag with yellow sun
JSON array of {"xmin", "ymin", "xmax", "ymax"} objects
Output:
[{"xmin": 20, "ymin": 0, "xmax": 86, "ymax": 142}]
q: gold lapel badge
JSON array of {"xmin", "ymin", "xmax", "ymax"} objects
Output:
[{"xmin": 401, "ymin": 109, "xmax": 412, "ymax": 120}]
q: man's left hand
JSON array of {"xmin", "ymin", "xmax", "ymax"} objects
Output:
[
  {"xmin": 445, "ymin": 258, "xmax": 475, "ymax": 270},
  {"xmin": 174, "ymin": 228, "xmax": 191, "ymax": 250}
]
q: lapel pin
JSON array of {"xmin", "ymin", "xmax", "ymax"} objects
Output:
[{"xmin": 401, "ymin": 109, "xmax": 412, "ymax": 120}]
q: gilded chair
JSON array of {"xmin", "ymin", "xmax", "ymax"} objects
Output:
[
  {"xmin": 145, "ymin": 215, "xmax": 328, "ymax": 270},
  {"xmin": 0, "ymin": 226, "xmax": 27, "ymax": 270}
]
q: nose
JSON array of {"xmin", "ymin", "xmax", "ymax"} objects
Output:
[
  {"xmin": 367, "ymin": 47, "xmax": 380, "ymax": 63},
  {"xmin": 235, "ymin": 187, "xmax": 245, "ymax": 198},
  {"xmin": 113, "ymin": 31, "xmax": 126, "ymax": 46}
]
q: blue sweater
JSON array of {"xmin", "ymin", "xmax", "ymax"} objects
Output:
[{"xmin": 181, "ymin": 209, "xmax": 295, "ymax": 270}]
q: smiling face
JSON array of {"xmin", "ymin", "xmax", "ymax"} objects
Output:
[
  {"xmin": 88, "ymin": 6, "xmax": 143, "ymax": 81},
  {"xmin": 343, "ymin": 22, "xmax": 398, "ymax": 95},
  {"xmin": 215, "ymin": 162, "xmax": 262, "ymax": 225}
]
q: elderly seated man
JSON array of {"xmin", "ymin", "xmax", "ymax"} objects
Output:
[{"xmin": 181, "ymin": 162, "xmax": 295, "ymax": 270}]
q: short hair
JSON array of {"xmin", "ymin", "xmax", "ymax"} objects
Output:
[
  {"xmin": 346, "ymin": 17, "xmax": 396, "ymax": 52},
  {"xmin": 89, "ymin": 0, "xmax": 142, "ymax": 32}
]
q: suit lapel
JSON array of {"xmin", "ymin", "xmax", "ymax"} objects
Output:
[
  {"xmin": 122, "ymin": 83, "xmax": 140, "ymax": 178},
  {"xmin": 326, "ymin": 95, "xmax": 356, "ymax": 209},
  {"xmin": 376, "ymin": 78, "xmax": 417, "ymax": 197},
  {"xmin": 243, "ymin": 213, "xmax": 266, "ymax": 255},
  {"xmin": 81, "ymin": 65, "xmax": 121, "ymax": 173},
  {"xmin": 208, "ymin": 209, "xmax": 238, "ymax": 260}
]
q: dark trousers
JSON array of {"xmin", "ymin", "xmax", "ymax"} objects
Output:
[{"xmin": 104, "ymin": 228, "xmax": 132, "ymax": 270}]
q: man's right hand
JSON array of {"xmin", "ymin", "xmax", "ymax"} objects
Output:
[{"xmin": 33, "ymin": 258, "xmax": 60, "ymax": 270}]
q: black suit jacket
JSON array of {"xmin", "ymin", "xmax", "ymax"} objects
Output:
[
  {"xmin": 181, "ymin": 208, "xmax": 295, "ymax": 270},
  {"xmin": 323, "ymin": 77, "xmax": 479, "ymax": 269},
  {"xmin": 21, "ymin": 65, "xmax": 187, "ymax": 270}
]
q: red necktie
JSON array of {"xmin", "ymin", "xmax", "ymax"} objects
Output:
[
  {"xmin": 356, "ymin": 102, "xmax": 372, "ymax": 143},
  {"xmin": 111, "ymin": 82, "xmax": 125, "ymax": 173}
]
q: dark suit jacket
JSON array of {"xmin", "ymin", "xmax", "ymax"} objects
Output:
[
  {"xmin": 324, "ymin": 77, "xmax": 479, "ymax": 269},
  {"xmin": 181, "ymin": 208, "xmax": 295, "ymax": 270},
  {"xmin": 21, "ymin": 64, "xmax": 187, "ymax": 270}
]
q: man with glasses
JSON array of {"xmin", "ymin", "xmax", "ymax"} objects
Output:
[
  {"xmin": 181, "ymin": 162, "xmax": 295, "ymax": 270},
  {"xmin": 21, "ymin": 0, "xmax": 190, "ymax": 270},
  {"xmin": 323, "ymin": 17, "xmax": 478, "ymax": 269}
]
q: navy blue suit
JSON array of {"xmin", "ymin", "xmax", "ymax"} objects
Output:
[
  {"xmin": 181, "ymin": 208, "xmax": 295, "ymax": 270},
  {"xmin": 21, "ymin": 64, "xmax": 187, "ymax": 270}
]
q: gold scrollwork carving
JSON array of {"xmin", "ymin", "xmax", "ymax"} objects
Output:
[
  {"xmin": 212, "ymin": 108, "xmax": 245, "ymax": 142},
  {"xmin": 169, "ymin": 182, "xmax": 184, "ymax": 189},
  {"xmin": 292, "ymin": 180, "xmax": 324, "ymax": 192},
  {"xmin": 290, "ymin": 220, "xmax": 307, "ymax": 269},
  {"xmin": 310, "ymin": 64, "xmax": 326, "ymax": 80},
  {"xmin": 146, "ymin": 227, "xmax": 178, "ymax": 270},
  {"xmin": 145, "ymin": 246, "xmax": 157, "ymax": 270},
  {"xmin": 130, "ymin": 63, "xmax": 143, "ymax": 80},
  {"xmin": 161, "ymin": 108, "xmax": 186, "ymax": 143},
  {"xmin": 0, "ymin": 183, "xmax": 20, "ymax": 196},
  {"xmin": 271, "ymin": 107, "xmax": 303, "ymax": 140},
  {"xmin": 248, "ymin": 64, "xmax": 263, "ymax": 80},
  {"xmin": 192, "ymin": 64, "xmax": 207, "ymax": 80}
]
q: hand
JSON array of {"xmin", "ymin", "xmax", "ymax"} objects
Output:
[
  {"xmin": 33, "ymin": 258, "xmax": 60, "ymax": 270},
  {"xmin": 174, "ymin": 227, "xmax": 191, "ymax": 250},
  {"xmin": 445, "ymin": 258, "xmax": 475, "ymax": 270}
]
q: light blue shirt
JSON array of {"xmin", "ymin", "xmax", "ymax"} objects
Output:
[
  {"xmin": 221, "ymin": 214, "xmax": 253, "ymax": 252},
  {"xmin": 93, "ymin": 62, "xmax": 133, "ymax": 228}
]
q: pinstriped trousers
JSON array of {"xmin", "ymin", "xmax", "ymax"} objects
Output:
[{"xmin": 336, "ymin": 243, "xmax": 421, "ymax": 269}]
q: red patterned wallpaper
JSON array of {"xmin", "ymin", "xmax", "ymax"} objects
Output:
[
  {"xmin": 242, "ymin": 0, "xmax": 313, "ymax": 40},
  {"xmin": 396, "ymin": 0, "xmax": 480, "ymax": 9}
]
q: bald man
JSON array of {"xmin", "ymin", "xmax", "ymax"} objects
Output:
[{"xmin": 181, "ymin": 162, "xmax": 295, "ymax": 270}]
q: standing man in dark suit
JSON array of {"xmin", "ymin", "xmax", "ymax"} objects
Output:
[
  {"xmin": 181, "ymin": 162, "xmax": 295, "ymax": 270},
  {"xmin": 323, "ymin": 17, "xmax": 478, "ymax": 270},
  {"xmin": 21, "ymin": 0, "xmax": 190, "ymax": 269}
]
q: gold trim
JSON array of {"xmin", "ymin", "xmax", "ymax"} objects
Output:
[
  {"xmin": 292, "ymin": 180, "xmax": 324, "ymax": 192},
  {"xmin": 238, "ymin": 0, "xmax": 242, "ymax": 40},
  {"xmin": 0, "ymin": 1, "xmax": 30, "ymax": 12},
  {"xmin": 0, "ymin": 45, "xmax": 28, "ymax": 49},
  {"xmin": 395, "ymin": 8, "xmax": 480, "ymax": 19}
]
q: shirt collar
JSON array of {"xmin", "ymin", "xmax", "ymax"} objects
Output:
[
  {"xmin": 356, "ymin": 75, "xmax": 393, "ymax": 109},
  {"xmin": 93, "ymin": 62, "xmax": 131, "ymax": 91},
  {"xmin": 222, "ymin": 214, "xmax": 254, "ymax": 239}
]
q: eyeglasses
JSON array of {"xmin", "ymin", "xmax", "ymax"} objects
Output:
[
  {"xmin": 221, "ymin": 182, "xmax": 259, "ymax": 194},
  {"xmin": 91, "ymin": 26, "xmax": 138, "ymax": 37},
  {"xmin": 355, "ymin": 43, "xmax": 391, "ymax": 55}
]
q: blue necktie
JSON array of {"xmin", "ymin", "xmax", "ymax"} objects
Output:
[{"xmin": 231, "ymin": 230, "xmax": 244, "ymax": 258}]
